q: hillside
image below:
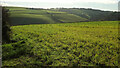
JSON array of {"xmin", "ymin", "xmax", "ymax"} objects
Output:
[
  {"xmin": 2, "ymin": 6, "xmax": 119, "ymax": 67},
  {"xmin": 5, "ymin": 7, "xmax": 119, "ymax": 25},
  {"xmin": 52, "ymin": 8, "xmax": 119, "ymax": 21},
  {"xmin": 6, "ymin": 7, "xmax": 87, "ymax": 25}
]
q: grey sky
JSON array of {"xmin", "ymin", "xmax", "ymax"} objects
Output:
[{"xmin": 0, "ymin": 0, "xmax": 119, "ymax": 11}]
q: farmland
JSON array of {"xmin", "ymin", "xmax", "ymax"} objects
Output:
[
  {"xmin": 6, "ymin": 7, "xmax": 119, "ymax": 25},
  {"xmin": 7, "ymin": 7, "xmax": 87, "ymax": 25},
  {"xmin": 2, "ymin": 21, "xmax": 119, "ymax": 67}
]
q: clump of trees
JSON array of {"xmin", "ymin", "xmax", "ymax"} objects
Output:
[{"xmin": 2, "ymin": 7, "xmax": 11, "ymax": 44}]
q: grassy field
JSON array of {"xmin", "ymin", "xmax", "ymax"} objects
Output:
[
  {"xmin": 6, "ymin": 7, "xmax": 87, "ymax": 25},
  {"xmin": 2, "ymin": 21, "xmax": 119, "ymax": 67},
  {"xmin": 5, "ymin": 7, "xmax": 119, "ymax": 26}
]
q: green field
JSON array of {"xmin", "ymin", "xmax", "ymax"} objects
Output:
[
  {"xmin": 7, "ymin": 7, "xmax": 87, "ymax": 25},
  {"xmin": 2, "ymin": 21, "xmax": 119, "ymax": 67},
  {"xmin": 6, "ymin": 7, "xmax": 119, "ymax": 26}
]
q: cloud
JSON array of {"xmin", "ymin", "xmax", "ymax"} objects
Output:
[
  {"xmin": 74, "ymin": 0, "xmax": 118, "ymax": 4},
  {"xmin": 1, "ymin": 0, "xmax": 118, "ymax": 4},
  {"xmin": 0, "ymin": 0, "xmax": 118, "ymax": 11}
]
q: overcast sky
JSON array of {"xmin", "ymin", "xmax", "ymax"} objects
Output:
[{"xmin": 0, "ymin": 0, "xmax": 119, "ymax": 11}]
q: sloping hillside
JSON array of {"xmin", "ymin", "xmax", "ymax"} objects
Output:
[
  {"xmin": 54, "ymin": 8, "xmax": 119, "ymax": 21},
  {"xmin": 6, "ymin": 7, "xmax": 87, "ymax": 25},
  {"xmin": 5, "ymin": 7, "xmax": 119, "ymax": 25}
]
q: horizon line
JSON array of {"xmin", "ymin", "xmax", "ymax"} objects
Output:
[{"xmin": 2, "ymin": 5, "xmax": 118, "ymax": 12}]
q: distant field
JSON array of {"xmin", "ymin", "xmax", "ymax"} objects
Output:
[
  {"xmin": 2, "ymin": 21, "xmax": 119, "ymax": 67},
  {"xmin": 6, "ymin": 7, "xmax": 87, "ymax": 25},
  {"xmin": 5, "ymin": 6, "xmax": 119, "ymax": 26}
]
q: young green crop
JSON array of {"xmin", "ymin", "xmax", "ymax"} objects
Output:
[{"xmin": 2, "ymin": 21, "xmax": 119, "ymax": 67}]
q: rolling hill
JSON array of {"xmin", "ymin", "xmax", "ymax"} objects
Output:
[
  {"xmin": 5, "ymin": 7, "xmax": 119, "ymax": 25},
  {"xmin": 2, "ymin": 7, "xmax": 119, "ymax": 67},
  {"xmin": 52, "ymin": 8, "xmax": 119, "ymax": 21},
  {"xmin": 6, "ymin": 7, "xmax": 87, "ymax": 25}
]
